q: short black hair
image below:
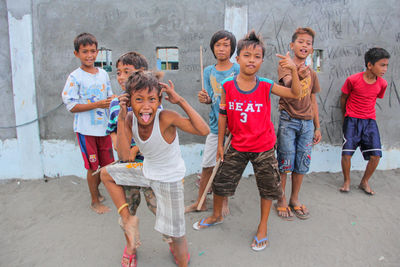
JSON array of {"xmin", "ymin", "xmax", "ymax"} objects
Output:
[
  {"xmin": 116, "ymin": 52, "xmax": 148, "ymax": 70},
  {"xmin": 237, "ymin": 30, "xmax": 265, "ymax": 58},
  {"xmin": 291, "ymin": 27, "xmax": 315, "ymax": 45},
  {"xmin": 126, "ymin": 71, "xmax": 162, "ymax": 97},
  {"xmin": 210, "ymin": 30, "xmax": 236, "ymax": 59},
  {"xmin": 364, "ymin": 47, "xmax": 390, "ymax": 67},
  {"xmin": 74, "ymin": 33, "xmax": 98, "ymax": 52}
]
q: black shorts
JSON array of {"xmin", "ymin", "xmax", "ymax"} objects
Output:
[{"xmin": 342, "ymin": 117, "xmax": 382, "ymax": 160}]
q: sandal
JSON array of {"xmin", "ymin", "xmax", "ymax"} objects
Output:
[
  {"xmin": 289, "ymin": 204, "xmax": 310, "ymax": 220},
  {"xmin": 274, "ymin": 203, "xmax": 294, "ymax": 221},
  {"xmin": 121, "ymin": 246, "xmax": 137, "ymax": 267}
]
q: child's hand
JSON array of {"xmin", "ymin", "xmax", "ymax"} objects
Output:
[
  {"xmin": 118, "ymin": 93, "xmax": 130, "ymax": 120},
  {"xmin": 198, "ymin": 89, "xmax": 211, "ymax": 104},
  {"xmin": 160, "ymin": 80, "xmax": 183, "ymax": 104},
  {"xmin": 128, "ymin": 146, "xmax": 139, "ymax": 162},
  {"xmin": 276, "ymin": 52, "xmax": 296, "ymax": 71},
  {"xmin": 313, "ymin": 129, "xmax": 322, "ymax": 144},
  {"xmin": 216, "ymin": 145, "xmax": 224, "ymax": 162},
  {"xmin": 96, "ymin": 98, "xmax": 113, "ymax": 109},
  {"xmin": 298, "ymin": 63, "xmax": 310, "ymax": 80}
]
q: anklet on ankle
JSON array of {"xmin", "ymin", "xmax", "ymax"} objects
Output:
[{"xmin": 118, "ymin": 203, "xmax": 129, "ymax": 214}]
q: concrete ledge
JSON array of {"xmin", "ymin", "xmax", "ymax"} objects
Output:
[{"xmin": 0, "ymin": 139, "xmax": 399, "ymax": 180}]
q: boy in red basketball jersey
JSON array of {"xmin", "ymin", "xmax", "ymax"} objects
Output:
[{"xmin": 193, "ymin": 30, "xmax": 302, "ymax": 251}]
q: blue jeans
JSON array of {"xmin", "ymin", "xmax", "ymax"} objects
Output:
[{"xmin": 277, "ymin": 110, "xmax": 314, "ymax": 174}]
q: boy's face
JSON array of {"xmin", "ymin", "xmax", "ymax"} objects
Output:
[
  {"xmin": 214, "ymin": 37, "xmax": 231, "ymax": 61},
  {"xmin": 290, "ymin": 33, "xmax": 313, "ymax": 60},
  {"xmin": 74, "ymin": 44, "xmax": 98, "ymax": 68},
  {"xmin": 236, "ymin": 45, "xmax": 263, "ymax": 76},
  {"xmin": 368, "ymin": 58, "xmax": 389, "ymax": 77},
  {"xmin": 117, "ymin": 63, "xmax": 139, "ymax": 91},
  {"xmin": 130, "ymin": 88, "xmax": 161, "ymax": 126}
]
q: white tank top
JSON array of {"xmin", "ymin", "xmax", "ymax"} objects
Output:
[{"xmin": 131, "ymin": 109, "xmax": 186, "ymax": 182}]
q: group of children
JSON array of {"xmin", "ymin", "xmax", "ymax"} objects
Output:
[{"xmin": 62, "ymin": 27, "xmax": 390, "ymax": 266}]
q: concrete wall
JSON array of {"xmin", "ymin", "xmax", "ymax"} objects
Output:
[
  {"xmin": 0, "ymin": 0, "xmax": 16, "ymax": 139},
  {"xmin": 1, "ymin": 0, "xmax": 399, "ymax": 179}
]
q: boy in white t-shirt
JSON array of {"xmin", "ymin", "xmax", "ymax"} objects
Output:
[{"xmin": 62, "ymin": 33, "xmax": 115, "ymax": 214}]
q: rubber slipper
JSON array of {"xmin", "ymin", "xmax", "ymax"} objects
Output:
[
  {"xmin": 274, "ymin": 203, "xmax": 294, "ymax": 221},
  {"xmin": 289, "ymin": 204, "xmax": 310, "ymax": 220},
  {"xmin": 193, "ymin": 218, "xmax": 223, "ymax": 230},
  {"xmin": 251, "ymin": 235, "xmax": 268, "ymax": 251},
  {"xmin": 121, "ymin": 246, "xmax": 137, "ymax": 267}
]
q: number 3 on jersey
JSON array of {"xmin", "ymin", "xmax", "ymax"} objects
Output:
[{"xmin": 240, "ymin": 112, "xmax": 247, "ymax": 123}]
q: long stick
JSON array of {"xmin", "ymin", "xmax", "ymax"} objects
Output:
[
  {"xmin": 197, "ymin": 133, "xmax": 232, "ymax": 211},
  {"xmin": 200, "ymin": 45, "xmax": 204, "ymax": 90},
  {"xmin": 92, "ymin": 160, "xmax": 119, "ymax": 176}
]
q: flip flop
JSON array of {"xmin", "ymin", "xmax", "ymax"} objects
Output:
[
  {"xmin": 251, "ymin": 235, "xmax": 268, "ymax": 251},
  {"xmin": 274, "ymin": 203, "xmax": 294, "ymax": 221},
  {"xmin": 289, "ymin": 204, "xmax": 310, "ymax": 220},
  {"xmin": 169, "ymin": 246, "xmax": 191, "ymax": 265},
  {"xmin": 192, "ymin": 218, "xmax": 223, "ymax": 230},
  {"xmin": 121, "ymin": 246, "xmax": 137, "ymax": 267},
  {"xmin": 358, "ymin": 185, "xmax": 375, "ymax": 195}
]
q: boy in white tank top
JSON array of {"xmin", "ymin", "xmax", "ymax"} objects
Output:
[{"xmin": 101, "ymin": 71, "xmax": 209, "ymax": 267}]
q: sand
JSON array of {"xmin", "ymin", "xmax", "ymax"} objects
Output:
[{"xmin": 1, "ymin": 169, "xmax": 399, "ymax": 267}]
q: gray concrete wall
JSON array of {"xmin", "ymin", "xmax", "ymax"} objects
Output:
[
  {"xmin": 3, "ymin": 0, "xmax": 400, "ymax": 148},
  {"xmin": 0, "ymin": 0, "xmax": 16, "ymax": 139}
]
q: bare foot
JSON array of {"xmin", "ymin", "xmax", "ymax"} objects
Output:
[
  {"xmin": 339, "ymin": 181, "xmax": 350, "ymax": 192},
  {"xmin": 359, "ymin": 183, "xmax": 375, "ymax": 195},
  {"xmin": 98, "ymin": 194, "xmax": 105, "ymax": 202},
  {"xmin": 91, "ymin": 202, "xmax": 111, "ymax": 214},
  {"xmin": 122, "ymin": 215, "xmax": 141, "ymax": 253},
  {"xmin": 221, "ymin": 197, "xmax": 230, "ymax": 217},
  {"xmin": 185, "ymin": 202, "xmax": 207, "ymax": 213}
]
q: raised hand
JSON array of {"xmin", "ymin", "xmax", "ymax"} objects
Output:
[
  {"xmin": 276, "ymin": 52, "xmax": 296, "ymax": 71},
  {"xmin": 298, "ymin": 63, "xmax": 310, "ymax": 80},
  {"xmin": 160, "ymin": 80, "xmax": 183, "ymax": 104},
  {"xmin": 198, "ymin": 89, "xmax": 211, "ymax": 104},
  {"xmin": 118, "ymin": 93, "xmax": 130, "ymax": 120}
]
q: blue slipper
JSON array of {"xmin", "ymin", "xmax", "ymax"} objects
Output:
[
  {"xmin": 192, "ymin": 218, "xmax": 223, "ymax": 230},
  {"xmin": 251, "ymin": 235, "xmax": 268, "ymax": 251}
]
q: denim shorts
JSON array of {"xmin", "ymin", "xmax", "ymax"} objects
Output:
[{"xmin": 277, "ymin": 110, "xmax": 314, "ymax": 174}]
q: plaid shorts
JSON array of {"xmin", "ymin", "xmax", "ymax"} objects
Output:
[
  {"xmin": 106, "ymin": 163, "xmax": 185, "ymax": 237},
  {"xmin": 212, "ymin": 146, "xmax": 283, "ymax": 200}
]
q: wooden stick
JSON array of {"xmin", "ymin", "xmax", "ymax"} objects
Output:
[
  {"xmin": 197, "ymin": 133, "xmax": 232, "ymax": 211},
  {"xmin": 92, "ymin": 160, "xmax": 119, "ymax": 176},
  {"xmin": 200, "ymin": 45, "xmax": 204, "ymax": 90}
]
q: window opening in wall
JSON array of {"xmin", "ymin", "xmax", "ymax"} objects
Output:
[
  {"xmin": 156, "ymin": 47, "xmax": 179, "ymax": 70},
  {"xmin": 95, "ymin": 47, "xmax": 112, "ymax": 72},
  {"xmin": 305, "ymin": 49, "xmax": 323, "ymax": 72}
]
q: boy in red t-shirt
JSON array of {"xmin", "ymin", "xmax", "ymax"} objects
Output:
[
  {"xmin": 193, "ymin": 30, "xmax": 302, "ymax": 251},
  {"xmin": 340, "ymin": 47, "xmax": 390, "ymax": 195}
]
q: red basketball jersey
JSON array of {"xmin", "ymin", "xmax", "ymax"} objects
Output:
[{"xmin": 222, "ymin": 76, "xmax": 276, "ymax": 152}]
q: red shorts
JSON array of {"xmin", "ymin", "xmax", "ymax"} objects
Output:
[{"xmin": 76, "ymin": 133, "xmax": 114, "ymax": 171}]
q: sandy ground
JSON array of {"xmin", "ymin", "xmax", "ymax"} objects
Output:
[{"xmin": 1, "ymin": 169, "xmax": 399, "ymax": 267}]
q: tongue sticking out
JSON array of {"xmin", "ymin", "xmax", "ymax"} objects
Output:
[{"xmin": 142, "ymin": 113, "xmax": 151, "ymax": 123}]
